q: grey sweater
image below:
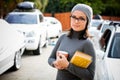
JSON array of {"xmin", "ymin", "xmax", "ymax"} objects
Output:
[{"xmin": 48, "ymin": 31, "xmax": 96, "ymax": 80}]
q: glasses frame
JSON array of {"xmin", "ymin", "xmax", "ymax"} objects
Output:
[{"xmin": 70, "ymin": 15, "xmax": 86, "ymax": 22}]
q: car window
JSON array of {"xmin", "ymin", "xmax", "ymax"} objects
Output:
[
  {"xmin": 108, "ymin": 33, "xmax": 120, "ymax": 58},
  {"xmin": 99, "ymin": 29, "xmax": 111, "ymax": 51},
  {"xmin": 6, "ymin": 14, "xmax": 37, "ymax": 24}
]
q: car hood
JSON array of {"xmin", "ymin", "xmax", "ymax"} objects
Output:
[
  {"xmin": 10, "ymin": 24, "xmax": 44, "ymax": 35},
  {"xmin": 106, "ymin": 58, "xmax": 120, "ymax": 80}
]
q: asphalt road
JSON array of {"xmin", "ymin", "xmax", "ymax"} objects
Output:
[{"xmin": 0, "ymin": 39, "xmax": 58, "ymax": 80}]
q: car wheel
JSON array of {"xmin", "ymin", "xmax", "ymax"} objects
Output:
[
  {"xmin": 43, "ymin": 37, "xmax": 48, "ymax": 48},
  {"xmin": 12, "ymin": 49, "xmax": 22, "ymax": 70},
  {"xmin": 33, "ymin": 44, "xmax": 42, "ymax": 55},
  {"xmin": 43, "ymin": 41, "xmax": 48, "ymax": 48}
]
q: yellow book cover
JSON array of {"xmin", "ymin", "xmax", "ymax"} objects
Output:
[{"xmin": 70, "ymin": 51, "xmax": 92, "ymax": 68}]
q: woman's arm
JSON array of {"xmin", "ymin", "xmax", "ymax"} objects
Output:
[
  {"xmin": 48, "ymin": 34, "xmax": 65, "ymax": 67},
  {"xmin": 67, "ymin": 39, "xmax": 96, "ymax": 80}
]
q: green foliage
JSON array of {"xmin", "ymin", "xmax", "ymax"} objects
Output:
[
  {"xmin": 34, "ymin": 0, "xmax": 42, "ymax": 10},
  {"xmin": 23, "ymin": 0, "xmax": 48, "ymax": 12},
  {"xmin": 101, "ymin": 0, "xmax": 120, "ymax": 16},
  {"xmin": 45, "ymin": 0, "xmax": 105, "ymax": 14},
  {"xmin": 26, "ymin": 0, "xmax": 48, "ymax": 12},
  {"xmin": 40, "ymin": 0, "xmax": 48, "ymax": 12},
  {"xmin": 45, "ymin": 0, "xmax": 120, "ymax": 16}
]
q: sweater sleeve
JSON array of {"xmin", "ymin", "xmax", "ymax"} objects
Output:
[
  {"xmin": 48, "ymin": 34, "xmax": 65, "ymax": 67},
  {"xmin": 67, "ymin": 39, "xmax": 96, "ymax": 80}
]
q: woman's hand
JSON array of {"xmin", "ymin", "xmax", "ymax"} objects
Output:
[{"xmin": 53, "ymin": 53, "xmax": 69, "ymax": 70}]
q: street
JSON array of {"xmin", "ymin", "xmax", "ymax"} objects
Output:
[{"xmin": 0, "ymin": 39, "xmax": 58, "ymax": 80}]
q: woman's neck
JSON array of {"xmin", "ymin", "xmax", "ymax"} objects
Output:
[{"xmin": 72, "ymin": 30, "xmax": 84, "ymax": 39}]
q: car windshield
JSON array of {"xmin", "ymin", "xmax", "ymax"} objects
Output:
[
  {"xmin": 108, "ymin": 33, "xmax": 120, "ymax": 58},
  {"xmin": 6, "ymin": 14, "xmax": 37, "ymax": 24}
]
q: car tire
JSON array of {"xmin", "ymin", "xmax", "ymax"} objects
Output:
[
  {"xmin": 33, "ymin": 44, "xmax": 42, "ymax": 55},
  {"xmin": 43, "ymin": 37, "xmax": 48, "ymax": 48},
  {"xmin": 43, "ymin": 42, "xmax": 48, "ymax": 48},
  {"xmin": 12, "ymin": 49, "xmax": 22, "ymax": 70},
  {"xmin": 33, "ymin": 38, "xmax": 42, "ymax": 55}
]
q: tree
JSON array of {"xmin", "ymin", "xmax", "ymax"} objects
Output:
[
  {"xmin": 40, "ymin": 0, "xmax": 48, "ymax": 12},
  {"xmin": 0, "ymin": 0, "xmax": 24, "ymax": 18},
  {"xmin": 45, "ymin": 0, "xmax": 105, "ymax": 15},
  {"xmin": 45, "ymin": 0, "xmax": 120, "ymax": 16},
  {"xmin": 101, "ymin": 0, "xmax": 120, "ymax": 16},
  {"xmin": 25, "ymin": 0, "xmax": 48, "ymax": 12}
]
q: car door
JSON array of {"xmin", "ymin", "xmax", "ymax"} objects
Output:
[
  {"xmin": 95, "ymin": 29, "xmax": 113, "ymax": 80},
  {"xmin": 105, "ymin": 33, "xmax": 120, "ymax": 80}
]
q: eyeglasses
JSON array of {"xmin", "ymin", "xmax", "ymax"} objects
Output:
[{"xmin": 70, "ymin": 15, "xmax": 86, "ymax": 22}]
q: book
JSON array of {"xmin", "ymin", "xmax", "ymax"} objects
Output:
[{"xmin": 70, "ymin": 51, "xmax": 92, "ymax": 68}]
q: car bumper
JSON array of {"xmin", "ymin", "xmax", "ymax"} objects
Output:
[{"xmin": 25, "ymin": 38, "xmax": 39, "ymax": 50}]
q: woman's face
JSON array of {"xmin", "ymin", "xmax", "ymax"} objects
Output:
[{"xmin": 70, "ymin": 10, "xmax": 87, "ymax": 31}]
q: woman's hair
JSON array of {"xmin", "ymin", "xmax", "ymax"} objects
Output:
[{"xmin": 67, "ymin": 18, "xmax": 89, "ymax": 40}]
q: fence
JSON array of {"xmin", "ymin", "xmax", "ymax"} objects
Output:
[{"xmin": 44, "ymin": 12, "xmax": 120, "ymax": 31}]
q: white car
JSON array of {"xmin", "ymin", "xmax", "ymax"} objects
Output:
[
  {"xmin": 5, "ymin": 2, "xmax": 48, "ymax": 55},
  {"xmin": 90, "ymin": 19, "xmax": 104, "ymax": 30},
  {"xmin": 99, "ymin": 20, "xmax": 120, "ymax": 37},
  {"xmin": 88, "ymin": 19, "xmax": 104, "ymax": 49},
  {"xmin": 44, "ymin": 17, "xmax": 62, "ymax": 38},
  {"xmin": 0, "ymin": 19, "xmax": 25, "ymax": 75},
  {"xmin": 94, "ymin": 22, "xmax": 120, "ymax": 80}
]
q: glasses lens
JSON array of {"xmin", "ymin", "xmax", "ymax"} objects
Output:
[{"xmin": 70, "ymin": 15, "xmax": 86, "ymax": 21}]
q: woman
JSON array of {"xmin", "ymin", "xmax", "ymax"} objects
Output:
[{"xmin": 48, "ymin": 4, "xmax": 96, "ymax": 80}]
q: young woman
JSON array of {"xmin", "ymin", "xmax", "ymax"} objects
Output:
[{"xmin": 48, "ymin": 4, "xmax": 96, "ymax": 80}]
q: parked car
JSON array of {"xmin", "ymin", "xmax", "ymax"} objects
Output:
[
  {"xmin": 90, "ymin": 19, "xmax": 104, "ymax": 30},
  {"xmin": 88, "ymin": 19, "xmax": 104, "ymax": 49},
  {"xmin": 94, "ymin": 22, "xmax": 120, "ymax": 80},
  {"xmin": 93, "ymin": 14, "xmax": 103, "ymax": 20},
  {"xmin": 44, "ymin": 17, "xmax": 62, "ymax": 38},
  {"xmin": 5, "ymin": 1, "xmax": 48, "ymax": 55},
  {"xmin": 99, "ymin": 20, "xmax": 120, "ymax": 37},
  {"xmin": 0, "ymin": 19, "xmax": 25, "ymax": 75},
  {"xmin": 88, "ymin": 19, "xmax": 104, "ymax": 39}
]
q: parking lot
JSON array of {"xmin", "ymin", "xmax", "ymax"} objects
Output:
[{"xmin": 0, "ymin": 39, "xmax": 58, "ymax": 80}]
